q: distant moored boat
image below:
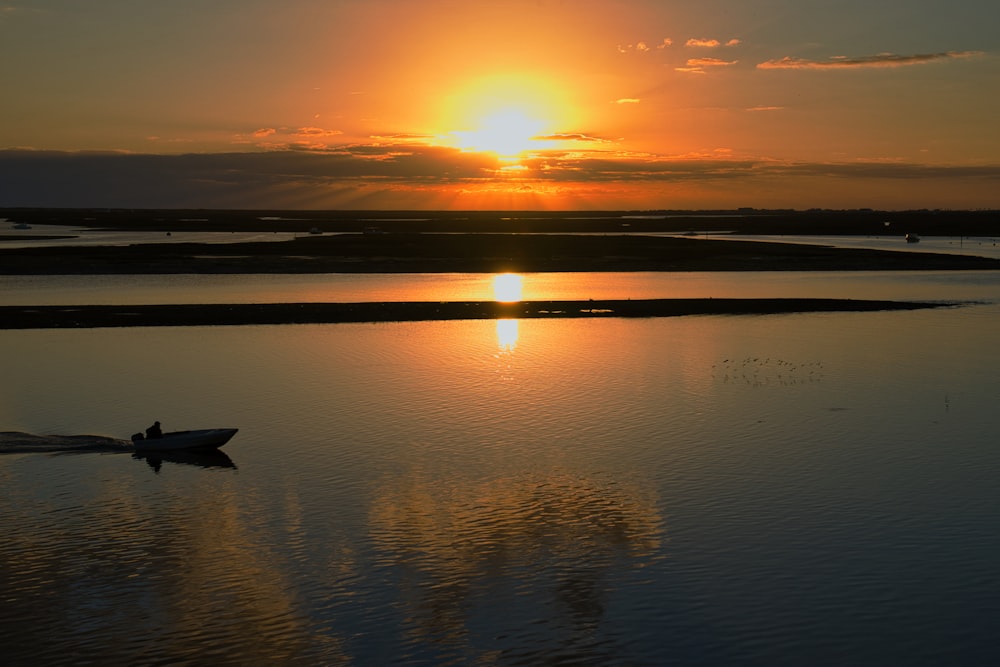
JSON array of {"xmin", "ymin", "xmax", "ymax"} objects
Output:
[{"xmin": 905, "ymin": 233, "xmax": 920, "ymax": 243}]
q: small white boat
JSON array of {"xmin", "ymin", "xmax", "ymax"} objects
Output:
[{"xmin": 131, "ymin": 428, "xmax": 238, "ymax": 452}]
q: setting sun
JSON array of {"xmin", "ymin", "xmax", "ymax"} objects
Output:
[
  {"xmin": 436, "ymin": 73, "xmax": 575, "ymax": 161},
  {"xmin": 451, "ymin": 108, "xmax": 548, "ymax": 157}
]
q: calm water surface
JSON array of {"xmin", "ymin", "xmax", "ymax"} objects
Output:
[
  {"xmin": 2, "ymin": 273, "xmax": 1000, "ymax": 665},
  {"xmin": 3, "ymin": 270, "xmax": 1000, "ymax": 305}
]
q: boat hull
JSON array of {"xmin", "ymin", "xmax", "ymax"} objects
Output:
[{"xmin": 132, "ymin": 428, "xmax": 238, "ymax": 452}]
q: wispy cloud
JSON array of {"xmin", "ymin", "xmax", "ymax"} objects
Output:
[
  {"xmin": 686, "ymin": 38, "xmax": 741, "ymax": 48},
  {"xmin": 614, "ymin": 98, "xmax": 641, "ymax": 105},
  {"xmin": 676, "ymin": 57, "xmax": 738, "ymax": 74},
  {"xmin": 687, "ymin": 58, "xmax": 738, "ymax": 67},
  {"xmin": 758, "ymin": 51, "xmax": 982, "ymax": 70},
  {"xmin": 618, "ymin": 37, "xmax": 672, "ymax": 53},
  {"xmin": 745, "ymin": 106, "xmax": 784, "ymax": 112},
  {"xmin": 369, "ymin": 133, "xmax": 434, "ymax": 142},
  {"xmin": 234, "ymin": 126, "xmax": 344, "ymax": 149},
  {"xmin": 295, "ymin": 127, "xmax": 344, "ymax": 138},
  {"xmin": 537, "ymin": 133, "xmax": 614, "ymax": 144}
]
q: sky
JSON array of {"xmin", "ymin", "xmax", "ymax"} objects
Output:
[{"xmin": 1, "ymin": 0, "xmax": 999, "ymax": 210}]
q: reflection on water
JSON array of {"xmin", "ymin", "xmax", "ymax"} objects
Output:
[
  {"xmin": 132, "ymin": 448, "xmax": 237, "ymax": 472},
  {"xmin": 496, "ymin": 318, "xmax": 519, "ymax": 350},
  {"xmin": 369, "ymin": 466, "xmax": 664, "ymax": 661},
  {"xmin": 0, "ymin": 455, "xmax": 342, "ymax": 664},
  {"xmin": 492, "ymin": 272, "xmax": 524, "ymax": 302},
  {"xmin": 5, "ymin": 270, "xmax": 999, "ymax": 306}
]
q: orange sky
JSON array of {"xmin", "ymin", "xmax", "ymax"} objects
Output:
[{"xmin": 1, "ymin": 0, "xmax": 998, "ymax": 209}]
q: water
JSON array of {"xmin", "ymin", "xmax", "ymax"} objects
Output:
[
  {"xmin": 3, "ymin": 270, "xmax": 1000, "ymax": 305},
  {"xmin": 709, "ymin": 233, "xmax": 1000, "ymax": 260},
  {"xmin": 2, "ymin": 273, "xmax": 1000, "ymax": 665},
  {"xmin": 0, "ymin": 222, "xmax": 305, "ymax": 249}
]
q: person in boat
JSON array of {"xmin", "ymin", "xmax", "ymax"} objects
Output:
[{"xmin": 145, "ymin": 421, "xmax": 163, "ymax": 439}]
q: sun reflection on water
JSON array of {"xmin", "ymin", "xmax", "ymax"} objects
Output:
[
  {"xmin": 496, "ymin": 318, "xmax": 519, "ymax": 351},
  {"xmin": 493, "ymin": 273, "xmax": 524, "ymax": 302}
]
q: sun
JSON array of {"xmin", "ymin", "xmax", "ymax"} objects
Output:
[
  {"xmin": 452, "ymin": 108, "xmax": 548, "ymax": 157},
  {"xmin": 436, "ymin": 74, "xmax": 574, "ymax": 159}
]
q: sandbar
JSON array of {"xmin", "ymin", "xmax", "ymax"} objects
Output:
[{"xmin": 0, "ymin": 298, "xmax": 955, "ymax": 329}]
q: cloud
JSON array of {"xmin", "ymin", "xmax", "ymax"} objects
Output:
[
  {"xmin": 294, "ymin": 127, "xmax": 343, "ymax": 137},
  {"xmin": 0, "ymin": 147, "xmax": 503, "ymax": 208},
  {"xmin": 614, "ymin": 98, "xmax": 641, "ymax": 105},
  {"xmin": 146, "ymin": 136, "xmax": 196, "ymax": 145},
  {"xmin": 745, "ymin": 106, "xmax": 784, "ymax": 112},
  {"xmin": 234, "ymin": 126, "xmax": 345, "ymax": 149},
  {"xmin": 687, "ymin": 58, "xmax": 738, "ymax": 67},
  {"xmin": 3, "ymin": 148, "xmax": 998, "ymax": 209},
  {"xmin": 675, "ymin": 57, "xmax": 738, "ymax": 74},
  {"xmin": 369, "ymin": 133, "xmax": 434, "ymax": 142},
  {"xmin": 618, "ymin": 38, "xmax": 672, "ymax": 53},
  {"xmin": 536, "ymin": 133, "xmax": 614, "ymax": 144},
  {"xmin": 758, "ymin": 51, "xmax": 982, "ymax": 70},
  {"xmin": 686, "ymin": 38, "xmax": 740, "ymax": 48}
]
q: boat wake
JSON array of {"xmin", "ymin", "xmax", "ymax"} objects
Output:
[{"xmin": 0, "ymin": 431, "xmax": 132, "ymax": 454}]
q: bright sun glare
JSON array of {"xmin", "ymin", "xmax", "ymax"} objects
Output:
[
  {"xmin": 439, "ymin": 74, "xmax": 571, "ymax": 160},
  {"xmin": 453, "ymin": 108, "xmax": 547, "ymax": 157},
  {"xmin": 493, "ymin": 273, "xmax": 524, "ymax": 302}
]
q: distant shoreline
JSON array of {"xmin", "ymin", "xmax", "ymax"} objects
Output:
[
  {"xmin": 0, "ymin": 299, "xmax": 956, "ymax": 329},
  {"xmin": 4, "ymin": 207, "xmax": 1000, "ymax": 237},
  {"xmin": 4, "ymin": 208, "xmax": 1000, "ymax": 275},
  {"xmin": 2, "ymin": 231, "xmax": 999, "ymax": 275}
]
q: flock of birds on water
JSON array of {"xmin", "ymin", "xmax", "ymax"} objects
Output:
[{"xmin": 712, "ymin": 357, "xmax": 825, "ymax": 387}]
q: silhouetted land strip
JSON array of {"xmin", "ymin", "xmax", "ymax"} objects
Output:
[
  {"xmin": 0, "ymin": 299, "xmax": 954, "ymax": 329},
  {"xmin": 5, "ymin": 207, "xmax": 1000, "ymax": 236},
  {"xmin": 2, "ymin": 232, "xmax": 999, "ymax": 274}
]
